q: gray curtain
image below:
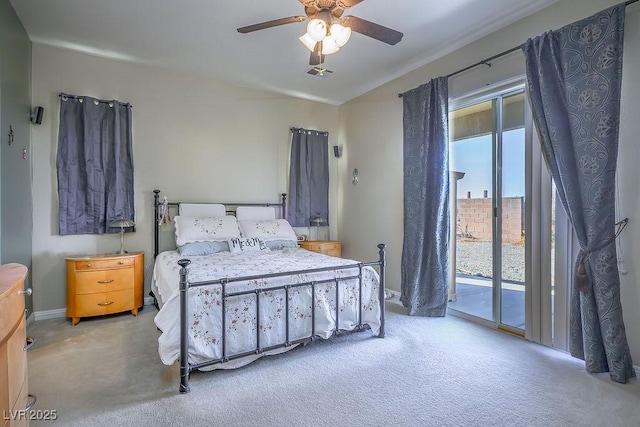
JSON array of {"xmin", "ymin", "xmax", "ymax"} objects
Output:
[
  {"xmin": 400, "ymin": 76, "xmax": 450, "ymax": 317},
  {"xmin": 523, "ymin": 4, "xmax": 635, "ymax": 383},
  {"xmin": 287, "ymin": 128, "xmax": 329, "ymax": 227},
  {"xmin": 57, "ymin": 94, "xmax": 135, "ymax": 235}
]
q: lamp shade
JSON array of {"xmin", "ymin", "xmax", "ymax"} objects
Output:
[
  {"xmin": 330, "ymin": 23, "xmax": 351, "ymax": 47},
  {"xmin": 109, "ymin": 218, "xmax": 135, "ymax": 229},
  {"xmin": 307, "ymin": 18, "xmax": 327, "ymax": 41},
  {"xmin": 321, "ymin": 37, "xmax": 340, "ymax": 55},
  {"xmin": 311, "ymin": 215, "xmax": 326, "ymax": 226},
  {"xmin": 299, "ymin": 33, "xmax": 317, "ymax": 52}
]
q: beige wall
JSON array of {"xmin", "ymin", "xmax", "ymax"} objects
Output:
[
  {"xmin": 338, "ymin": 0, "xmax": 640, "ymax": 362},
  {"xmin": 30, "ymin": 44, "xmax": 340, "ymax": 314}
]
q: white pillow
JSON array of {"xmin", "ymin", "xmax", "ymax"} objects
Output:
[
  {"xmin": 174, "ymin": 215, "xmax": 241, "ymax": 246},
  {"xmin": 235, "ymin": 206, "xmax": 276, "ymax": 221},
  {"xmin": 178, "ymin": 203, "xmax": 226, "ymax": 217},
  {"xmin": 228, "ymin": 237, "xmax": 268, "ymax": 254},
  {"xmin": 238, "ymin": 219, "xmax": 298, "ymax": 242}
]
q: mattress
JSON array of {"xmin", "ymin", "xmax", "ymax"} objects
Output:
[{"xmin": 153, "ymin": 247, "xmax": 381, "ymax": 369}]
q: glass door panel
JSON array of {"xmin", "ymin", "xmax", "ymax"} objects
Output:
[
  {"xmin": 449, "ymin": 100, "xmax": 495, "ymax": 322},
  {"xmin": 500, "ymin": 92, "xmax": 526, "ymax": 329}
]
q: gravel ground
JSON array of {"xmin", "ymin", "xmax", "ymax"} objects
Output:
[{"xmin": 456, "ymin": 240, "xmax": 525, "ymax": 283}]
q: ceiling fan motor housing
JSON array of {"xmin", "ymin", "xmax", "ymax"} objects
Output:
[{"xmin": 302, "ymin": 0, "xmax": 348, "ymax": 19}]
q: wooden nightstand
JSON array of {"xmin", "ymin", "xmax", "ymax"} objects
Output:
[
  {"xmin": 298, "ymin": 240, "xmax": 342, "ymax": 257},
  {"xmin": 66, "ymin": 251, "xmax": 144, "ymax": 325}
]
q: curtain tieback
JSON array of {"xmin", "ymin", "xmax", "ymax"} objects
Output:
[{"xmin": 575, "ymin": 218, "xmax": 628, "ymax": 293}]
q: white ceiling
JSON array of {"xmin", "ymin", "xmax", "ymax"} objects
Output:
[{"xmin": 11, "ymin": 0, "xmax": 559, "ymax": 105}]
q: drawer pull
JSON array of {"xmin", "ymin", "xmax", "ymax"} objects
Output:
[
  {"xmin": 26, "ymin": 394, "xmax": 37, "ymax": 411},
  {"xmin": 97, "ymin": 301, "xmax": 114, "ymax": 306},
  {"xmin": 24, "ymin": 336, "xmax": 35, "ymax": 351},
  {"xmin": 86, "ymin": 263, "xmax": 92, "ymax": 267},
  {"xmin": 19, "ymin": 287, "xmax": 33, "ymax": 296},
  {"xmin": 118, "ymin": 261, "xmax": 125, "ymax": 265},
  {"xmin": 97, "ymin": 279, "xmax": 114, "ymax": 284}
]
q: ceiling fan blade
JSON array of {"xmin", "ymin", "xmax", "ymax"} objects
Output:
[
  {"xmin": 237, "ymin": 16, "xmax": 307, "ymax": 34},
  {"xmin": 342, "ymin": 15, "xmax": 403, "ymax": 45},
  {"xmin": 309, "ymin": 42, "xmax": 324, "ymax": 65}
]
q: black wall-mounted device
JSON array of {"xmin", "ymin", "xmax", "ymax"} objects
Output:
[{"xmin": 31, "ymin": 106, "xmax": 44, "ymax": 124}]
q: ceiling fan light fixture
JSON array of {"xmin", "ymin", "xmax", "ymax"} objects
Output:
[
  {"xmin": 321, "ymin": 36, "xmax": 340, "ymax": 55},
  {"xmin": 299, "ymin": 33, "xmax": 317, "ymax": 52},
  {"xmin": 330, "ymin": 23, "xmax": 351, "ymax": 47},
  {"xmin": 307, "ymin": 18, "xmax": 327, "ymax": 42}
]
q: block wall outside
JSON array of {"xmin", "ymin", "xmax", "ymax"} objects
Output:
[{"xmin": 456, "ymin": 197, "xmax": 523, "ymax": 243}]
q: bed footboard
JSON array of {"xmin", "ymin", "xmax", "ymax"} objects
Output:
[{"xmin": 177, "ymin": 244, "xmax": 387, "ymax": 394}]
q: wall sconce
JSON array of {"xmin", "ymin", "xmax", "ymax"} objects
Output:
[
  {"xmin": 352, "ymin": 168, "xmax": 359, "ymax": 185},
  {"xmin": 30, "ymin": 106, "xmax": 44, "ymax": 124},
  {"xmin": 109, "ymin": 218, "xmax": 135, "ymax": 254}
]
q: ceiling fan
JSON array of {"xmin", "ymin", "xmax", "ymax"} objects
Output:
[{"xmin": 237, "ymin": 0, "xmax": 403, "ymax": 66}]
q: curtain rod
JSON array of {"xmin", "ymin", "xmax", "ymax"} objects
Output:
[
  {"xmin": 290, "ymin": 127, "xmax": 328, "ymax": 136},
  {"xmin": 398, "ymin": 0, "xmax": 639, "ymax": 98},
  {"xmin": 59, "ymin": 93, "xmax": 132, "ymax": 108}
]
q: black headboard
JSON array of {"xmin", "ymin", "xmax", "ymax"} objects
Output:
[{"xmin": 152, "ymin": 190, "xmax": 287, "ymax": 258}]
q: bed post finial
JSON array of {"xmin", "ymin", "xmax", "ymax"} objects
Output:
[
  {"xmin": 281, "ymin": 193, "xmax": 287, "ymax": 219},
  {"xmin": 377, "ymin": 243, "xmax": 386, "ymax": 338},
  {"xmin": 178, "ymin": 258, "xmax": 191, "ymax": 393},
  {"xmin": 154, "ymin": 190, "xmax": 161, "ymax": 259}
]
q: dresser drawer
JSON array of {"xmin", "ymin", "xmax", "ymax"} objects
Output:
[
  {"xmin": 75, "ymin": 289, "xmax": 134, "ymax": 317},
  {"xmin": 74, "ymin": 257, "xmax": 134, "ymax": 271},
  {"xmin": 74, "ymin": 268, "xmax": 134, "ymax": 294},
  {"xmin": 299, "ymin": 241, "xmax": 341, "ymax": 257},
  {"xmin": 323, "ymin": 248, "xmax": 341, "ymax": 257},
  {"xmin": 303, "ymin": 242, "xmax": 339, "ymax": 252},
  {"xmin": 11, "ymin": 379, "xmax": 29, "ymax": 427},
  {"xmin": 6, "ymin": 318, "xmax": 27, "ymax": 413},
  {"xmin": 0, "ymin": 284, "xmax": 24, "ymax": 340}
]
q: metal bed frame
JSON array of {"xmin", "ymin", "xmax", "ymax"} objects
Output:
[{"xmin": 153, "ymin": 190, "xmax": 386, "ymax": 393}]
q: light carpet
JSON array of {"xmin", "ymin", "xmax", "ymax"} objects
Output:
[{"xmin": 27, "ymin": 299, "xmax": 640, "ymax": 426}]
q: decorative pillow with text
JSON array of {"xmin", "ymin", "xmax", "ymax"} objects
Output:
[{"xmin": 228, "ymin": 237, "xmax": 269, "ymax": 254}]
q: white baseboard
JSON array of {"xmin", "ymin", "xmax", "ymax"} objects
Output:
[
  {"xmin": 34, "ymin": 308, "xmax": 67, "ymax": 321},
  {"xmin": 144, "ymin": 296, "xmax": 155, "ymax": 306},
  {"xmin": 26, "ymin": 312, "xmax": 35, "ymax": 326}
]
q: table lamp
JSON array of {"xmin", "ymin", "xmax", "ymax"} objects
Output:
[
  {"xmin": 310, "ymin": 214, "xmax": 326, "ymax": 241},
  {"xmin": 109, "ymin": 218, "xmax": 135, "ymax": 254}
]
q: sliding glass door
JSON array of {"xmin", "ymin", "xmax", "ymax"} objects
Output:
[{"xmin": 448, "ymin": 84, "xmax": 526, "ymax": 333}]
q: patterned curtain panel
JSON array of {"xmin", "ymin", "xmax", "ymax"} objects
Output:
[
  {"xmin": 400, "ymin": 76, "xmax": 450, "ymax": 317},
  {"xmin": 287, "ymin": 128, "xmax": 329, "ymax": 228},
  {"xmin": 523, "ymin": 4, "xmax": 634, "ymax": 383},
  {"xmin": 57, "ymin": 94, "xmax": 135, "ymax": 235}
]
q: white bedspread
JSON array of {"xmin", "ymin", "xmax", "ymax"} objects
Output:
[{"xmin": 153, "ymin": 248, "xmax": 381, "ymax": 369}]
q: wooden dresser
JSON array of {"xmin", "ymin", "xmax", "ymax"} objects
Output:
[
  {"xmin": 298, "ymin": 240, "xmax": 342, "ymax": 257},
  {"xmin": 66, "ymin": 252, "xmax": 144, "ymax": 325},
  {"xmin": 1, "ymin": 263, "xmax": 32, "ymax": 427}
]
